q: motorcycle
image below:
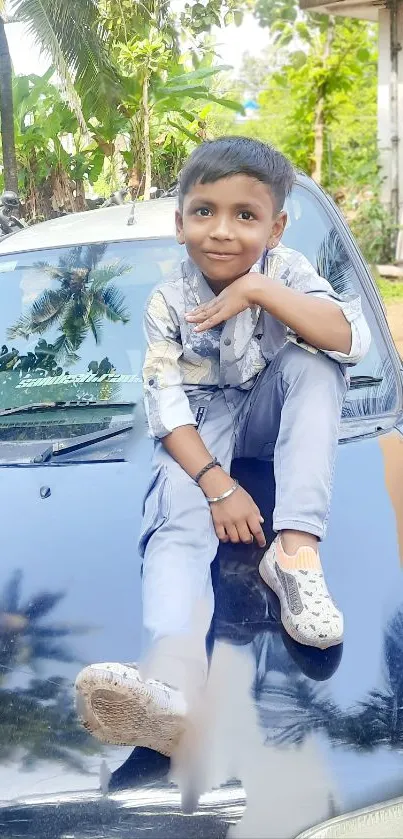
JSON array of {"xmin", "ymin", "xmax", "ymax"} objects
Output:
[
  {"xmin": 149, "ymin": 183, "xmax": 179, "ymax": 199},
  {"xmin": 87, "ymin": 183, "xmax": 179, "ymax": 211},
  {"xmin": 86, "ymin": 189, "xmax": 129, "ymax": 211},
  {"xmin": 0, "ymin": 191, "xmax": 27, "ymax": 239}
]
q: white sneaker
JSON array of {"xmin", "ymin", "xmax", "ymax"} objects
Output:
[
  {"xmin": 259, "ymin": 537, "xmax": 343, "ymax": 649},
  {"xmin": 75, "ymin": 662, "xmax": 187, "ymax": 756}
]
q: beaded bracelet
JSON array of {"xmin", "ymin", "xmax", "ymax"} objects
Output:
[{"xmin": 194, "ymin": 457, "xmax": 221, "ymax": 484}]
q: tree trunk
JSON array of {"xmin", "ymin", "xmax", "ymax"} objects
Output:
[
  {"xmin": 142, "ymin": 74, "xmax": 152, "ymax": 201},
  {"xmin": 0, "ymin": 17, "xmax": 18, "ymax": 193},
  {"xmin": 74, "ymin": 179, "xmax": 87, "ymax": 212},
  {"xmin": 50, "ymin": 165, "xmax": 76, "ymax": 215},
  {"xmin": 312, "ymin": 96, "xmax": 325, "ymax": 185},
  {"xmin": 128, "ymin": 164, "xmax": 141, "ymax": 199},
  {"xmin": 311, "ymin": 20, "xmax": 335, "ymax": 185}
]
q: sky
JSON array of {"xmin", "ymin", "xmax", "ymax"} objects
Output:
[{"xmin": 5, "ymin": 16, "xmax": 269, "ymax": 78}]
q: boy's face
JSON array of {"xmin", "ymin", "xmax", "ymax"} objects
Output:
[{"xmin": 175, "ymin": 174, "xmax": 287, "ymax": 285}]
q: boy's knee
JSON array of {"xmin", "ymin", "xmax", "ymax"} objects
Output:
[{"xmin": 280, "ymin": 342, "xmax": 345, "ymax": 387}]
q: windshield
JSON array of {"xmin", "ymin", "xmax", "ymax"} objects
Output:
[
  {"xmin": 0, "ymin": 239, "xmax": 183, "ymax": 443},
  {"xmin": 0, "ymin": 183, "xmax": 394, "ymax": 455}
]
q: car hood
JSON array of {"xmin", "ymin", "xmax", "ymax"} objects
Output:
[{"xmin": 1, "ymin": 432, "xmax": 403, "ymax": 838}]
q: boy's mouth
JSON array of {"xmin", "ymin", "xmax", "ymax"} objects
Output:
[{"xmin": 203, "ymin": 251, "xmax": 238, "ymax": 261}]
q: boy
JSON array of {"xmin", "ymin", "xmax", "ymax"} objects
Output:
[{"xmin": 75, "ymin": 137, "xmax": 370, "ymax": 757}]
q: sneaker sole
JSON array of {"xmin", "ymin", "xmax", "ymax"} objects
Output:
[
  {"xmin": 259, "ymin": 558, "xmax": 343, "ymax": 650},
  {"xmin": 75, "ymin": 663, "xmax": 186, "ymax": 756}
]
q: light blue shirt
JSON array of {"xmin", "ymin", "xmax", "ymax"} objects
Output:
[{"xmin": 143, "ymin": 245, "xmax": 371, "ymax": 439}]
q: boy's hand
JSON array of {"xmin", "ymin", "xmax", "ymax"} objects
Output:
[
  {"xmin": 210, "ymin": 483, "xmax": 266, "ymax": 547},
  {"xmin": 185, "ymin": 273, "xmax": 266, "ymax": 333}
]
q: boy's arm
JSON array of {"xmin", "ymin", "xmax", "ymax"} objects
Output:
[
  {"xmin": 162, "ymin": 425, "xmax": 266, "ymax": 547},
  {"xmin": 251, "ymin": 280, "xmax": 353, "ymax": 355},
  {"xmin": 143, "ymin": 290, "xmax": 197, "ymax": 439},
  {"xmin": 186, "ymin": 252, "xmax": 371, "ymax": 365},
  {"xmin": 143, "ymin": 290, "xmax": 231, "ymax": 482},
  {"xmin": 161, "ymin": 425, "xmax": 229, "ymax": 491},
  {"xmin": 261, "ymin": 250, "xmax": 371, "ymax": 364}
]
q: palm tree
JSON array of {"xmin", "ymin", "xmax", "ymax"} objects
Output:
[
  {"xmin": 8, "ymin": 243, "xmax": 130, "ymax": 362},
  {"xmin": 0, "ymin": 0, "xmax": 120, "ymax": 191}
]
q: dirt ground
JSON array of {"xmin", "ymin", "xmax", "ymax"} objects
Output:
[{"xmin": 386, "ymin": 302, "xmax": 403, "ymax": 357}]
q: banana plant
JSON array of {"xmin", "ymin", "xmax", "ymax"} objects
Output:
[
  {"xmin": 0, "ymin": 0, "xmax": 120, "ymax": 191},
  {"xmin": 117, "ymin": 35, "xmax": 242, "ymax": 198},
  {"xmin": 100, "ymin": 0, "xmax": 243, "ymax": 197}
]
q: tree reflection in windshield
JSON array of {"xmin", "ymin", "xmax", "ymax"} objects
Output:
[
  {"xmin": 0, "ymin": 237, "xmax": 182, "ymax": 437},
  {"xmin": 8, "ymin": 244, "xmax": 130, "ymax": 365}
]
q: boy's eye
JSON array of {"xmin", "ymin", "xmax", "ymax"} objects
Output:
[
  {"xmin": 238, "ymin": 210, "xmax": 254, "ymax": 221},
  {"xmin": 195, "ymin": 207, "xmax": 212, "ymax": 217}
]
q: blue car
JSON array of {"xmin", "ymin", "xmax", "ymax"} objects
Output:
[{"xmin": 0, "ymin": 174, "xmax": 402, "ymax": 838}]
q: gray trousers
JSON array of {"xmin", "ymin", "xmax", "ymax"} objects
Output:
[{"xmin": 139, "ymin": 344, "xmax": 347, "ymax": 692}]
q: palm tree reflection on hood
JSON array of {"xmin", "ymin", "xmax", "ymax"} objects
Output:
[
  {"xmin": 215, "ymin": 533, "xmax": 403, "ymax": 756},
  {"xmin": 0, "ymin": 570, "xmax": 100, "ymax": 771},
  {"xmin": 8, "ymin": 244, "xmax": 130, "ymax": 364},
  {"xmin": 249, "ymin": 607, "xmax": 403, "ymax": 754},
  {"xmin": 251, "ymin": 632, "xmax": 341, "ymax": 747},
  {"xmin": 343, "ymin": 607, "xmax": 403, "ymax": 750}
]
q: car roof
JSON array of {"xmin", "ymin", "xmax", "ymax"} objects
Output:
[
  {"xmin": 0, "ymin": 198, "xmax": 178, "ymax": 256},
  {"xmin": 0, "ymin": 173, "xmax": 316, "ymax": 257}
]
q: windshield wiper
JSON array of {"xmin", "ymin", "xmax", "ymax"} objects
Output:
[
  {"xmin": 0, "ymin": 400, "xmax": 135, "ymax": 418},
  {"xmin": 349, "ymin": 375, "xmax": 383, "ymax": 390},
  {"xmin": 32, "ymin": 420, "xmax": 135, "ymax": 464}
]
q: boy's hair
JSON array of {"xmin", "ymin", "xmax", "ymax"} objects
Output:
[{"xmin": 178, "ymin": 136, "xmax": 295, "ymax": 213}]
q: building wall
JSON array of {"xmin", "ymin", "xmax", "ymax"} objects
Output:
[{"xmin": 377, "ymin": 4, "xmax": 403, "ymax": 261}]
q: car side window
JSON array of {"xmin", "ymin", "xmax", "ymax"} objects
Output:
[{"xmin": 283, "ymin": 185, "xmax": 399, "ymax": 422}]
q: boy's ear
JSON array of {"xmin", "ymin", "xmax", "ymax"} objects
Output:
[
  {"xmin": 267, "ymin": 211, "xmax": 287, "ymax": 249},
  {"xmin": 175, "ymin": 209, "xmax": 185, "ymax": 245}
]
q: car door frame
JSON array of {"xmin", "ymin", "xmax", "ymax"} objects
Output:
[{"xmin": 295, "ymin": 173, "xmax": 403, "ymax": 441}]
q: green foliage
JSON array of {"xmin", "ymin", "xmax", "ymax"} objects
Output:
[
  {"xmin": 0, "ymin": 0, "xmax": 387, "ymax": 242},
  {"xmin": 99, "ymin": 0, "xmax": 178, "ymax": 52},
  {"xmin": 0, "ymin": 0, "xmax": 244, "ymax": 209},
  {"xmin": 376, "ymin": 275, "xmax": 403, "ymax": 302},
  {"xmin": 99, "ymin": 0, "xmax": 242, "ymax": 194},
  {"xmin": 206, "ymin": 6, "xmax": 388, "ymax": 259},
  {"xmin": 207, "ymin": 16, "xmax": 378, "ymax": 185},
  {"xmin": 344, "ymin": 188, "xmax": 397, "ymax": 265},
  {"xmin": 9, "ymin": 0, "xmax": 121, "ymax": 127},
  {"xmin": 180, "ymin": 0, "xmax": 244, "ymax": 35},
  {"xmin": 254, "ymin": 16, "xmax": 378, "ymax": 186},
  {"xmin": 11, "ymin": 71, "xmax": 110, "ymax": 218}
]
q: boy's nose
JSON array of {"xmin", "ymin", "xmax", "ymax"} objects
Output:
[{"xmin": 209, "ymin": 217, "xmax": 235, "ymax": 240}]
